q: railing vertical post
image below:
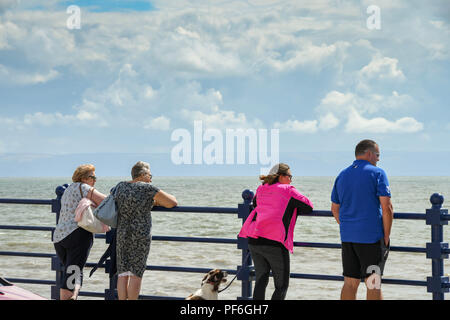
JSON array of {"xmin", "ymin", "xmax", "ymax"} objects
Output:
[
  {"xmin": 425, "ymin": 193, "xmax": 449, "ymax": 300},
  {"xmin": 50, "ymin": 184, "xmax": 67, "ymax": 300},
  {"xmin": 104, "ymin": 229, "xmax": 117, "ymax": 300},
  {"xmin": 237, "ymin": 189, "xmax": 254, "ymax": 300}
]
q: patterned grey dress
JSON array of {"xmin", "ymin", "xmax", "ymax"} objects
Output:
[{"xmin": 115, "ymin": 181, "xmax": 160, "ymax": 278}]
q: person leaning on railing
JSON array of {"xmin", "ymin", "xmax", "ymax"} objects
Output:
[
  {"xmin": 114, "ymin": 161, "xmax": 178, "ymax": 300},
  {"xmin": 238, "ymin": 163, "xmax": 313, "ymax": 300},
  {"xmin": 331, "ymin": 139, "xmax": 394, "ymax": 300},
  {"xmin": 52, "ymin": 164, "xmax": 106, "ymax": 300}
]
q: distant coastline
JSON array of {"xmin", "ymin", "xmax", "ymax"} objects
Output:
[{"xmin": 1, "ymin": 151, "xmax": 450, "ymax": 177}]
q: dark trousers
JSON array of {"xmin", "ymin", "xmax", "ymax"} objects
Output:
[
  {"xmin": 248, "ymin": 243, "xmax": 290, "ymax": 300},
  {"xmin": 54, "ymin": 227, "xmax": 93, "ymax": 291}
]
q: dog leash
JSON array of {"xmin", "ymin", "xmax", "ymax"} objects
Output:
[{"xmin": 218, "ymin": 251, "xmax": 252, "ymax": 293}]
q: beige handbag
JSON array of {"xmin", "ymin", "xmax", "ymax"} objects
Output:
[{"xmin": 75, "ymin": 184, "xmax": 109, "ymax": 233}]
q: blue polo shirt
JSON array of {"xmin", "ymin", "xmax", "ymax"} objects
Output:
[{"xmin": 331, "ymin": 160, "xmax": 391, "ymax": 243}]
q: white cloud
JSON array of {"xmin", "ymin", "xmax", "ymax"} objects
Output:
[
  {"xmin": 0, "ymin": 0, "xmax": 446, "ymax": 153},
  {"xmin": 22, "ymin": 110, "xmax": 104, "ymax": 127},
  {"xmin": 0, "ymin": 64, "xmax": 59, "ymax": 85},
  {"xmin": 181, "ymin": 106, "xmax": 263, "ymax": 130},
  {"xmin": 269, "ymin": 84, "xmax": 421, "ymax": 134},
  {"xmin": 263, "ymin": 41, "xmax": 349, "ymax": 72},
  {"xmin": 345, "ymin": 109, "xmax": 423, "ymax": 133},
  {"xmin": 143, "ymin": 116, "xmax": 171, "ymax": 131},
  {"xmin": 318, "ymin": 113, "xmax": 340, "ymax": 130},
  {"xmin": 273, "ymin": 119, "xmax": 318, "ymax": 133},
  {"xmin": 317, "ymin": 91, "xmax": 356, "ymax": 114},
  {"xmin": 0, "ymin": 0, "xmax": 19, "ymax": 13},
  {"xmin": 23, "ymin": 112, "xmax": 70, "ymax": 126},
  {"xmin": 359, "ymin": 55, "xmax": 405, "ymax": 81}
]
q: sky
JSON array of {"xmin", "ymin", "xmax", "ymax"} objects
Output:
[{"xmin": 0, "ymin": 0, "xmax": 449, "ymax": 177}]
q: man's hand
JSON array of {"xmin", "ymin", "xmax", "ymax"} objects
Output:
[{"xmin": 331, "ymin": 202, "xmax": 340, "ymax": 225}]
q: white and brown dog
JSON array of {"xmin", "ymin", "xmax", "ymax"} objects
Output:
[{"xmin": 186, "ymin": 269, "xmax": 228, "ymax": 300}]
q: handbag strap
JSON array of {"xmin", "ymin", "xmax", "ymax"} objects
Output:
[
  {"xmin": 80, "ymin": 183, "xmax": 96, "ymax": 201},
  {"xmin": 79, "ymin": 183, "xmax": 84, "ymax": 199}
]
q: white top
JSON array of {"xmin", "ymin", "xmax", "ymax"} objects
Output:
[{"xmin": 52, "ymin": 182, "xmax": 92, "ymax": 243}]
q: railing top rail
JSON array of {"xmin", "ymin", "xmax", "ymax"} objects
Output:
[
  {"xmin": 0, "ymin": 198, "xmax": 53, "ymax": 205},
  {"xmin": 0, "ymin": 198, "xmax": 435, "ymax": 220}
]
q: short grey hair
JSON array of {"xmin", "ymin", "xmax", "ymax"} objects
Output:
[{"xmin": 131, "ymin": 161, "xmax": 151, "ymax": 179}]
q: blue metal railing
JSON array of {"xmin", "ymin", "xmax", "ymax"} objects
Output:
[{"xmin": 0, "ymin": 185, "xmax": 448, "ymax": 300}]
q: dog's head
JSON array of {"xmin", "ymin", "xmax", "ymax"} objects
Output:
[{"xmin": 202, "ymin": 269, "xmax": 228, "ymax": 291}]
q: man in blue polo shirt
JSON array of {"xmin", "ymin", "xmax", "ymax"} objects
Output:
[{"xmin": 331, "ymin": 139, "xmax": 393, "ymax": 300}]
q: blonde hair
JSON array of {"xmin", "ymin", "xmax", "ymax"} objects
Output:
[
  {"xmin": 72, "ymin": 164, "xmax": 95, "ymax": 183},
  {"xmin": 259, "ymin": 163, "xmax": 290, "ymax": 185}
]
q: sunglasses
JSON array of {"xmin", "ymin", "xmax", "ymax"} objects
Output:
[
  {"xmin": 283, "ymin": 174, "xmax": 293, "ymax": 180},
  {"xmin": 88, "ymin": 175, "xmax": 97, "ymax": 181}
]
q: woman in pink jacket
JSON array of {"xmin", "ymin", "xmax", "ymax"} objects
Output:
[{"xmin": 239, "ymin": 163, "xmax": 313, "ymax": 300}]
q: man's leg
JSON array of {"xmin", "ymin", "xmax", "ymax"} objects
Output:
[
  {"xmin": 341, "ymin": 277, "xmax": 360, "ymax": 300},
  {"xmin": 341, "ymin": 242, "xmax": 361, "ymax": 300},
  {"xmin": 357, "ymin": 240, "xmax": 388, "ymax": 300}
]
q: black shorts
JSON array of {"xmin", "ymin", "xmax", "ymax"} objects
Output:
[
  {"xmin": 54, "ymin": 227, "xmax": 94, "ymax": 291},
  {"xmin": 341, "ymin": 239, "xmax": 390, "ymax": 280}
]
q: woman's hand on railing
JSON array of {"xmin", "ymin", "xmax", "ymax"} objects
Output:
[{"xmin": 154, "ymin": 190, "xmax": 178, "ymax": 208}]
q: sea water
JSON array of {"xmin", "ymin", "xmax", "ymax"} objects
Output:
[{"xmin": 0, "ymin": 176, "xmax": 449, "ymax": 300}]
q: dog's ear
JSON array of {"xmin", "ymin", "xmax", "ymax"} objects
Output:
[{"xmin": 202, "ymin": 273, "xmax": 209, "ymax": 284}]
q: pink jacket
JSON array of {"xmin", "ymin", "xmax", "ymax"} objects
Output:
[{"xmin": 238, "ymin": 183, "xmax": 313, "ymax": 253}]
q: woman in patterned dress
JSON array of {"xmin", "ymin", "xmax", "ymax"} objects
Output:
[{"xmin": 115, "ymin": 161, "xmax": 178, "ymax": 300}]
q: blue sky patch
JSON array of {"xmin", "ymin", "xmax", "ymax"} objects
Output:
[{"xmin": 61, "ymin": 0, "xmax": 154, "ymax": 12}]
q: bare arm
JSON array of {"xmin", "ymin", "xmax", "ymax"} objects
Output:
[
  {"xmin": 153, "ymin": 190, "xmax": 178, "ymax": 208},
  {"xmin": 88, "ymin": 188, "xmax": 106, "ymax": 207},
  {"xmin": 380, "ymin": 196, "xmax": 394, "ymax": 246},
  {"xmin": 331, "ymin": 202, "xmax": 340, "ymax": 225}
]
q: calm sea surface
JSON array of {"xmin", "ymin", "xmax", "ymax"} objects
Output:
[{"xmin": 0, "ymin": 176, "xmax": 449, "ymax": 300}]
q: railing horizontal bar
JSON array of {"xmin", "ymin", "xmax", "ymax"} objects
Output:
[
  {"xmin": 152, "ymin": 235, "xmax": 237, "ymax": 244},
  {"xmin": 0, "ymin": 199, "xmax": 53, "ymax": 205},
  {"xmin": 298, "ymin": 211, "xmax": 333, "ymax": 217},
  {"xmin": 139, "ymin": 295, "xmax": 185, "ymax": 300},
  {"xmin": 290, "ymin": 273, "xmax": 343, "ymax": 282},
  {"xmin": 78, "ymin": 291, "xmax": 106, "ymax": 298},
  {"xmin": 298, "ymin": 211, "xmax": 426, "ymax": 220},
  {"xmin": 382, "ymin": 278, "xmax": 427, "ymax": 287},
  {"xmin": 289, "ymin": 273, "xmax": 427, "ymax": 286},
  {"xmin": 0, "ymin": 251, "xmax": 55, "ymax": 258},
  {"xmin": 153, "ymin": 206, "xmax": 238, "ymax": 214},
  {"xmin": 5, "ymin": 278, "xmax": 55, "ymax": 286},
  {"xmin": 0, "ymin": 199, "xmax": 431, "ymax": 221},
  {"xmin": 294, "ymin": 242, "xmax": 341, "ymax": 249},
  {"xmin": 293, "ymin": 242, "xmax": 426, "ymax": 253},
  {"xmin": 0, "ymin": 225, "xmax": 54, "ymax": 232},
  {"xmin": 393, "ymin": 213, "xmax": 426, "ymax": 220},
  {"xmin": 146, "ymin": 265, "xmax": 237, "ymax": 275},
  {"xmin": 390, "ymin": 246, "xmax": 427, "ymax": 253}
]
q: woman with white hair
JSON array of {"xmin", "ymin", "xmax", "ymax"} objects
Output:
[{"xmin": 114, "ymin": 161, "xmax": 178, "ymax": 300}]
